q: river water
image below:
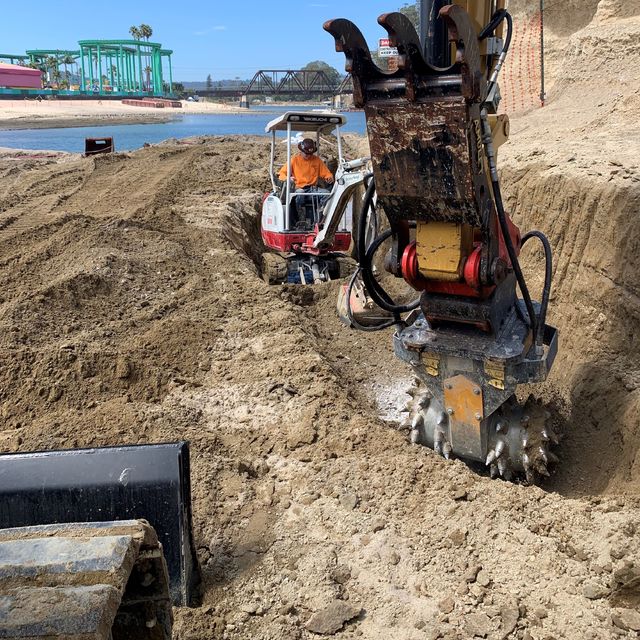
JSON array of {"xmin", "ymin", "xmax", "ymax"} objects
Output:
[{"xmin": 0, "ymin": 107, "xmax": 366, "ymax": 153}]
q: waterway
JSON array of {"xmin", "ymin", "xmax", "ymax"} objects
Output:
[{"xmin": 0, "ymin": 107, "xmax": 366, "ymax": 153}]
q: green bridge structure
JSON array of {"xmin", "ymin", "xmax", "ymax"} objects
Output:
[{"xmin": 0, "ymin": 39, "xmax": 174, "ymax": 98}]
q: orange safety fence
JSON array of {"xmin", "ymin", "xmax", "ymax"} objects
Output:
[{"xmin": 499, "ymin": 11, "xmax": 544, "ymax": 114}]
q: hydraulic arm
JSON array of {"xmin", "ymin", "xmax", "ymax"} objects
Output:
[{"xmin": 326, "ymin": 1, "xmax": 558, "ymax": 481}]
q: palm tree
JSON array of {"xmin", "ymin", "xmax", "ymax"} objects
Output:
[
  {"xmin": 61, "ymin": 53, "xmax": 75, "ymax": 88},
  {"xmin": 139, "ymin": 25, "xmax": 153, "ymax": 92},
  {"xmin": 139, "ymin": 24, "xmax": 152, "ymax": 41},
  {"xmin": 129, "ymin": 26, "xmax": 141, "ymax": 40},
  {"xmin": 45, "ymin": 56, "xmax": 59, "ymax": 87}
]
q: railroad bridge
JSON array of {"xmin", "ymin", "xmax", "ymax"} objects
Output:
[{"xmin": 197, "ymin": 69, "xmax": 354, "ymax": 107}]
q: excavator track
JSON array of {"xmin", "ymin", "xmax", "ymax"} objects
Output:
[
  {"xmin": 0, "ymin": 520, "xmax": 173, "ymax": 640},
  {"xmin": 402, "ymin": 372, "xmax": 559, "ymax": 483}
]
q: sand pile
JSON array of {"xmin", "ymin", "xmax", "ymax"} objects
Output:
[{"xmin": 0, "ymin": 2, "xmax": 639, "ymax": 640}]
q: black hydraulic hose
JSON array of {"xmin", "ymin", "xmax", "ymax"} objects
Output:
[
  {"xmin": 362, "ymin": 229, "xmax": 421, "ymax": 315},
  {"xmin": 479, "ymin": 9, "xmax": 512, "ymax": 53},
  {"xmin": 522, "ymin": 230, "xmax": 552, "ymax": 348},
  {"xmin": 357, "ymin": 176, "xmax": 376, "ymax": 263},
  {"xmin": 479, "ymin": 9, "xmax": 513, "ymax": 101},
  {"xmin": 491, "ymin": 179, "xmax": 538, "ymax": 340}
]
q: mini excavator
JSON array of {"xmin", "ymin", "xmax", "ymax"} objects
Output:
[{"xmin": 325, "ymin": 1, "xmax": 558, "ymax": 481}]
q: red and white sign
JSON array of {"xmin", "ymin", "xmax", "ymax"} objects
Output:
[{"xmin": 378, "ymin": 38, "xmax": 398, "ymax": 57}]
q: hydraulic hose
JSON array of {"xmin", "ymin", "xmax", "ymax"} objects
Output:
[
  {"xmin": 479, "ymin": 9, "xmax": 513, "ymax": 101},
  {"xmin": 522, "ymin": 230, "xmax": 552, "ymax": 348},
  {"xmin": 490, "ymin": 177, "xmax": 538, "ymax": 341}
]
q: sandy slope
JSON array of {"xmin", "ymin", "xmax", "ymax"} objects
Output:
[{"xmin": 0, "ymin": 2, "xmax": 639, "ymax": 640}]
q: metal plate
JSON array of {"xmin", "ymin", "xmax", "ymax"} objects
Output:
[{"xmin": 444, "ymin": 374, "xmax": 484, "ymax": 460}]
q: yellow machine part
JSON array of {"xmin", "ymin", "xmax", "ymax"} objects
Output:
[{"xmin": 416, "ymin": 222, "xmax": 473, "ymax": 281}]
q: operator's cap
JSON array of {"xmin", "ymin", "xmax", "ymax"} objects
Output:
[{"xmin": 298, "ymin": 138, "xmax": 317, "ymax": 154}]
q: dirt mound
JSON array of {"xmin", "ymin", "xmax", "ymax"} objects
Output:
[
  {"xmin": 0, "ymin": 4, "xmax": 639, "ymax": 640},
  {"xmin": 498, "ymin": 1, "xmax": 640, "ymax": 497}
]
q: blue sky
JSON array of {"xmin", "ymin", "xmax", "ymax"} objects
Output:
[{"xmin": 1, "ymin": 1, "xmax": 412, "ymax": 81}]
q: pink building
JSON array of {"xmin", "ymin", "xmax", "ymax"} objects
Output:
[{"xmin": 0, "ymin": 62, "xmax": 41, "ymax": 89}]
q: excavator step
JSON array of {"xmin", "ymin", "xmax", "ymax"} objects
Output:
[
  {"xmin": 0, "ymin": 442, "xmax": 199, "ymax": 607},
  {"xmin": 0, "ymin": 520, "xmax": 172, "ymax": 640}
]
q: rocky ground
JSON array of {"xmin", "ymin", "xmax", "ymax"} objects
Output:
[{"xmin": 0, "ymin": 1, "xmax": 639, "ymax": 639}]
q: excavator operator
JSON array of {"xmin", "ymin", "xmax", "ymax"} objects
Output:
[{"xmin": 278, "ymin": 138, "xmax": 334, "ymax": 189}]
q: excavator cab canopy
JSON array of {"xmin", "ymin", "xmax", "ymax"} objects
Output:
[{"xmin": 265, "ymin": 111, "xmax": 347, "ymax": 229}]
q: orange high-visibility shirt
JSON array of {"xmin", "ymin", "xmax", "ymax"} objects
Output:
[{"xmin": 278, "ymin": 154, "xmax": 333, "ymax": 188}]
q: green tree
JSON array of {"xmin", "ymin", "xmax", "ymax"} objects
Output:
[
  {"xmin": 129, "ymin": 26, "xmax": 141, "ymax": 40},
  {"xmin": 61, "ymin": 53, "xmax": 75, "ymax": 87},
  {"xmin": 139, "ymin": 24, "xmax": 153, "ymax": 40},
  {"xmin": 206, "ymin": 74, "xmax": 213, "ymax": 90},
  {"xmin": 300, "ymin": 60, "xmax": 342, "ymax": 87},
  {"xmin": 399, "ymin": 2, "xmax": 419, "ymax": 30},
  {"xmin": 45, "ymin": 55, "xmax": 59, "ymax": 87}
]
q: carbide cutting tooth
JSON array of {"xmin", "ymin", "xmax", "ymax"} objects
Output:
[
  {"xmin": 434, "ymin": 430, "xmax": 444, "ymax": 455},
  {"xmin": 525, "ymin": 469, "xmax": 536, "ymax": 484},
  {"xmin": 547, "ymin": 451, "xmax": 559, "ymax": 464},
  {"xmin": 522, "ymin": 452, "xmax": 530, "ymax": 469},
  {"xmin": 401, "ymin": 400, "xmax": 412, "ymax": 414},
  {"xmin": 538, "ymin": 446, "xmax": 548, "ymax": 465},
  {"xmin": 541, "ymin": 429, "xmax": 550, "ymax": 442},
  {"xmin": 521, "ymin": 414, "xmax": 530, "ymax": 425},
  {"xmin": 490, "ymin": 464, "xmax": 499, "ymax": 479},
  {"xmin": 496, "ymin": 421, "xmax": 507, "ymax": 433},
  {"xmin": 486, "ymin": 449, "xmax": 497, "ymax": 465},
  {"xmin": 443, "ymin": 442, "xmax": 452, "ymax": 460},
  {"xmin": 497, "ymin": 457, "xmax": 508, "ymax": 477},
  {"xmin": 407, "ymin": 387, "xmax": 417, "ymax": 398},
  {"xmin": 547, "ymin": 428, "xmax": 560, "ymax": 445},
  {"xmin": 538, "ymin": 464, "xmax": 550, "ymax": 477},
  {"xmin": 504, "ymin": 467, "xmax": 514, "ymax": 482},
  {"xmin": 544, "ymin": 410, "xmax": 551, "ymax": 420},
  {"xmin": 437, "ymin": 412, "xmax": 447, "ymax": 426},
  {"xmin": 495, "ymin": 439, "xmax": 505, "ymax": 459},
  {"xmin": 417, "ymin": 393, "xmax": 430, "ymax": 409},
  {"xmin": 521, "ymin": 435, "xmax": 529, "ymax": 450},
  {"xmin": 411, "ymin": 413, "xmax": 424, "ymax": 430},
  {"xmin": 410, "ymin": 429, "xmax": 420, "ymax": 444}
]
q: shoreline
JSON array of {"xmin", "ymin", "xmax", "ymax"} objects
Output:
[
  {"xmin": 0, "ymin": 98, "xmax": 252, "ymax": 132},
  {"xmin": 0, "ymin": 114, "xmax": 177, "ymax": 131}
]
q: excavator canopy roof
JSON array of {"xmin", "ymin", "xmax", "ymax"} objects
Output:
[{"xmin": 265, "ymin": 110, "xmax": 346, "ymax": 134}]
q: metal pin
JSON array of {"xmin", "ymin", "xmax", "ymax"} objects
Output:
[
  {"xmin": 475, "ymin": 413, "xmax": 482, "ymax": 421},
  {"xmin": 495, "ymin": 439, "xmax": 505, "ymax": 459},
  {"xmin": 497, "ymin": 458, "xmax": 508, "ymax": 477},
  {"xmin": 447, "ymin": 408, "xmax": 454, "ymax": 415},
  {"xmin": 443, "ymin": 442, "xmax": 452, "ymax": 460},
  {"xmin": 486, "ymin": 449, "xmax": 496, "ymax": 465}
]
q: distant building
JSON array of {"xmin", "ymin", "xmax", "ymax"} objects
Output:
[
  {"xmin": 0, "ymin": 62, "xmax": 41, "ymax": 89},
  {"xmin": 0, "ymin": 39, "xmax": 174, "ymax": 97}
]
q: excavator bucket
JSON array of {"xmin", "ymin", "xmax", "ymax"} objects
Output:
[{"xmin": 0, "ymin": 442, "xmax": 199, "ymax": 607}]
